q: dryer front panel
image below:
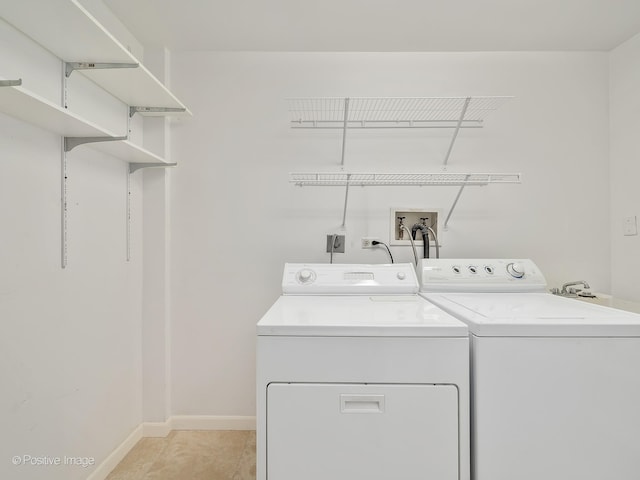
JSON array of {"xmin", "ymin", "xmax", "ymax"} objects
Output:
[{"xmin": 267, "ymin": 383, "xmax": 459, "ymax": 480}]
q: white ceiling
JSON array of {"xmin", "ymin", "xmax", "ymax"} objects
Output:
[{"xmin": 103, "ymin": 0, "xmax": 640, "ymax": 52}]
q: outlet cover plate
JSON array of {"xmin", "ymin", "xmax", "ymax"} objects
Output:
[
  {"xmin": 361, "ymin": 237, "xmax": 380, "ymax": 248},
  {"xmin": 326, "ymin": 234, "xmax": 345, "ymax": 253}
]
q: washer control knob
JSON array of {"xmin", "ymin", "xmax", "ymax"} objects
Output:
[
  {"xmin": 469, "ymin": 266, "xmax": 478, "ymax": 274},
  {"xmin": 397, "ymin": 272, "xmax": 406, "ymax": 280},
  {"xmin": 296, "ymin": 269, "xmax": 315, "ymax": 284},
  {"xmin": 506, "ymin": 262, "xmax": 525, "ymax": 278}
]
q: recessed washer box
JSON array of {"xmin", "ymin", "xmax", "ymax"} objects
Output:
[{"xmin": 390, "ymin": 208, "xmax": 441, "ymax": 247}]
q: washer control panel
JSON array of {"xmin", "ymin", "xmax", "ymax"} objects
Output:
[
  {"xmin": 283, "ymin": 263, "xmax": 419, "ymax": 295},
  {"xmin": 418, "ymin": 258, "xmax": 547, "ymax": 293}
]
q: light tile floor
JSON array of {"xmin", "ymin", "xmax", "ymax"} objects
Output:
[{"xmin": 105, "ymin": 430, "xmax": 256, "ymax": 480}]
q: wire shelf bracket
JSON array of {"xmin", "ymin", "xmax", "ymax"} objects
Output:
[{"xmin": 290, "ymin": 172, "xmax": 521, "ymax": 229}]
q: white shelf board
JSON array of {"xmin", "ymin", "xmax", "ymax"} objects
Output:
[
  {"xmin": 0, "ymin": 79, "xmax": 171, "ymax": 165},
  {"xmin": 290, "ymin": 172, "xmax": 522, "ymax": 187},
  {"xmin": 0, "ymin": 79, "xmax": 116, "ymax": 137},
  {"xmin": 0, "ymin": 0, "xmax": 191, "ymax": 114},
  {"xmin": 88, "ymin": 139, "xmax": 165, "ymax": 164}
]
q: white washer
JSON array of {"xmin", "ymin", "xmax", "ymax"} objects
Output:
[
  {"xmin": 257, "ymin": 263, "xmax": 470, "ymax": 480},
  {"xmin": 417, "ymin": 258, "xmax": 640, "ymax": 480}
]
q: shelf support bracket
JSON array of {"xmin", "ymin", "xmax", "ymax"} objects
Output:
[
  {"xmin": 129, "ymin": 162, "xmax": 177, "ymax": 174},
  {"xmin": 443, "ymin": 97, "xmax": 471, "ymax": 167},
  {"xmin": 340, "ymin": 97, "xmax": 350, "ymax": 167},
  {"xmin": 65, "ymin": 62, "xmax": 138, "ymax": 78},
  {"xmin": 341, "ymin": 174, "xmax": 352, "ymax": 228},
  {"xmin": 443, "ymin": 175, "xmax": 471, "ymax": 230},
  {"xmin": 129, "ymin": 106, "xmax": 186, "ymax": 117},
  {"xmin": 64, "ymin": 136, "xmax": 128, "ymax": 152},
  {"xmin": 0, "ymin": 79, "xmax": 22, "ymax": 87}
]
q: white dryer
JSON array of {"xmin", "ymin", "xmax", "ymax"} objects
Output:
[
  {"xmin": 417, "ymin": 258, "xmax": 640, "ymax": 480},
  {"xmin": 257, "ymin": 263, "xmax": 470, "ymax": 480}
]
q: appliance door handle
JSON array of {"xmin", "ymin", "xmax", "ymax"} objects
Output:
[{"xmin": 340, "ymin": 394, "xmax": 385, "ymax": 414}]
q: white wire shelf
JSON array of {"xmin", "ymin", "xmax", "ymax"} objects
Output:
[
  {"xmin": 287, "ymin": 96, "xmax": 511, "ymax": 166},
  {"xmin": 288, "ymin": 97, "xmax": 511, "ymax": 128},
  {"xmin": 290, "ymin": 171, "xmax": 521, "ymax": 230},
  {"xmin": 290, "ymin": 172, "xmax": 521, "ymax": 187}
]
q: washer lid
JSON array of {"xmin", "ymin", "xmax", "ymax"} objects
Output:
[
  {"xmin": 257, "ymin": 295, "xmax": 468, "ymax": 337},
  {"xmin": 424, "ymin": 292, "xmax": 640, "ymax": 337}
]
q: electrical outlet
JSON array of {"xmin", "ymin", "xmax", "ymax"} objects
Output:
[
  {"xmin": 361, "ymin": 237, "xmax": 380, "ymax": 248},
  {"xmin": 326, "ymin": 234, "xmax": 345, "ymax": 253},
  {"xmin": 624, "ymin": 216, "xmax": 638, "ymax": 236},
  {"xmin": 390, "ymin": 208, "xmax": 440, "ymax": 246}
]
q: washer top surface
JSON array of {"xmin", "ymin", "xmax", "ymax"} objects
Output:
[
  {"xmin": 258, "ymin": 263, "xmax": 467, "ymax": 337},
  {"xmin": 257, "ymin": 294, "xmax": 468, "ymax": 337},
  {"xmin": 426, "ymin": 293, "xmax": 640, "ymax": 336},
  {"xmin": 418, "ymin": 258, "xmax": 640, "ymax": 336}
]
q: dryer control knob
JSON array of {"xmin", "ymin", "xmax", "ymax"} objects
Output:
[
  {"xmin": 397, "ymin": 272, "xmax": 406, "ymax": 280},
  {"xmin": 296, "ymin": 269, "xmax": 315, "ymax": 284},
  {"xmin": 506, "ymin": 262, "xmax": 525, "ymax": 278}
]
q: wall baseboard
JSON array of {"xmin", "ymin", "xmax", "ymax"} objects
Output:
[
  {"xmin": 89, "ymin": 415, "xmax": 256, "ymax": 479},
  {"xmin": 86, "ymin": 424, "xmax": 144, "ymax": 480},
  {"xmin": 170, "ymin": 415, "xmax": 256, "ymax": 431}
]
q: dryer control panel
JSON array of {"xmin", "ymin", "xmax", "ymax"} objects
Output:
[
  {"xmin": 418, "ymin": 258, "xmax": 547, "ymax": 293},
  {"xmin": 283, "ymin": 263, "xmax": 418, "ymax": 295}
]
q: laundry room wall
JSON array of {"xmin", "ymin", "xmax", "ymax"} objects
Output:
[
  {"xmin": 168, "ymin": 51, "xmax": 610, "ymax": 418},
  {"xmin": 610, "ymin": 32, "xmax": 640, "ymax": 303},
  {"xmin": 0, "ymin": 5, "xmax": 147, "ymax": 480}
]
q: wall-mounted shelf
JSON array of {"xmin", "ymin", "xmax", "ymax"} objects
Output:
[
  {"xmin": 0, "ymin": 0, "xmax": 191, "ymax": 114},
  {"xmin": 287, "ymin": 96, "xmax": 511, "ymax": 166},
  {"xmin": 290, "ymin": 172, "xmax": 520, "ymax": 187},
  {"xmin": 291, "ymin": 171, "xmax": 521, "ymax": 230},
  {"xmin": 0, "ymin": 79, "xmax": 170, "ymax": 165},
  {"xmin": 2, "ymin": 1, "xmax": 189, "ymax": 268}
]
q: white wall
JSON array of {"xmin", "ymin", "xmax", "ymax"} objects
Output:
[
  {"xmin": 0, "ymin": 11, "xmax": 145, "ymax": 480},
  {"xmin": 610, "ymin": 33, "xmax": 640, "ymax": 302},
  {"xmin": 169, "ymin": 51, "xmax": 610, "ymax": 417}
]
